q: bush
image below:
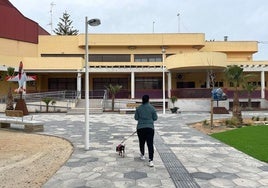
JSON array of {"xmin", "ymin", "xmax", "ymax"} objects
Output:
[{"xmin": 225, "ymin": 117, "xmax": 241, "ymax": 128}]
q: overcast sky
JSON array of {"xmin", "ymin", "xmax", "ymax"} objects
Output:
[{"xmin": 9, "ymin": 0, "xmax": 268, "ymax": 60}]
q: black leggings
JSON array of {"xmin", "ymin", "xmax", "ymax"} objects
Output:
[{"xmin": 137, "ymin": 128, "xmax": 154, "ymax": 161}]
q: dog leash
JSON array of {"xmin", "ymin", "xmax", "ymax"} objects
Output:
[{"xmin": 120, "ymin": 131, "xmax": 137, "ymax": 144}]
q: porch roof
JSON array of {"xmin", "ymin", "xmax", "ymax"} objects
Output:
[{"xmin": 165, "ymin": 52, "xmax": 227, "ymax": 71}]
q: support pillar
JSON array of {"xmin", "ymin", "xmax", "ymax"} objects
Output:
[
  {"xmin": 206, "ymin": 71, "xmax": 210, "ymax": 88},
  {"xmin": 261, "ymin": 71, "xmax": 265, "ymax": 99},
  {"xmin": 168, "ymin": 72, "xmax": 172, "ymax": 98},
  {"xmin": 77, "ymin": 72, "xmax": 82, "ymax": 99},
  {"xmin": 131, "ymin": 71, "xmax": 135, "ymax": 99}
]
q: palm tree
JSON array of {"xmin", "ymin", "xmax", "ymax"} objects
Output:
[
  {"xmin": 224, "ymin": 65, "xmax": 244, "ymax": 124},
  {"xmin": 42, "ymin": 98, "xmax": 56, "ymax": 112},
  {"xmin": 105, "ymin": 84, "xmax": 122, "ymax": 111}
]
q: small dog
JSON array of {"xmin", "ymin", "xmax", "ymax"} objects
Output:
[{"xmin": 116, "ymin": 144, "xmax": 125, "ymax": 157}]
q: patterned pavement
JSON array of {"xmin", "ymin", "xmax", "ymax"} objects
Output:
[{"xmin": 6, "ymin": 111, "xmax": 268, "ymax": 188}]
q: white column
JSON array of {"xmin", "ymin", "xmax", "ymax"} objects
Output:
[
  {"xmin": 261, "ymin": 71, "xmax": 265, "ymax": 99},
  {"xmin": 77, "ymin": 72, "xmax": 82, "ymax": 99},
  {"xmin": 206, "ymin": 71, "xmax": 210, "ymax": 88},
  {"xmin": 162, "ymin": 47, "xmax": 166, "ymax": 114},
  {"xmin": 131, "ymin": 71, "xmax": 135, "ymax": 99},
  {"xmin": 168, "ymin": 72, "xmax": 172, "ymax": 98}
]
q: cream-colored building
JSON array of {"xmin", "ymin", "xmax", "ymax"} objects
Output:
[{"xmin": 1, "ymin": 1, "xmax": 268, "ymax": 111}]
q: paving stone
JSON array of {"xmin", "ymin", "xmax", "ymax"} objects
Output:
[
  {"xmin": 124, "ymin": 170, "xmax": 147, "ymax": 180},
  {"xmin": 213, "ymin": 172, "xmax": 238, "ymax": 179},
  {"xmin": 259, "ymin": 166, "xmax": 268, "ymax": 171},
  {"xmin": 191, "ymin": 172, "xmax": 215, "ymax": 180}
]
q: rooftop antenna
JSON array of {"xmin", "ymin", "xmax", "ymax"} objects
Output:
[
  {"xmin": 177, "ymin": 13, "xmax": 180, "ymax": 33},
  {"xmin": 48, "ymin": 2, "xmax": 56, "ymax": 34}
]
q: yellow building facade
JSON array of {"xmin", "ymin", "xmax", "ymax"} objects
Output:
[{"xmin": 0, "ymin": 33, "xmax": 267, "ymax": 102}]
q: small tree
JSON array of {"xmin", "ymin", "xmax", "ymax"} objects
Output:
[
  {"xmin": 6, "ymin": 87, "xmax": 14, "ymax": 110},
  {"xmin": 105, "ymin": 84, "xmax": 122, "ymax": 111},
  {"xmin": 170, "ymin": 96, "xmax": 178, "ymax": 108},
  {"xmin": 42, "ymin": 98, "xmax": 56, "ymax": 112},
  {"xmin": 5, "ymin": 67, "xmax": 15, "ymax": 110},
  {"xmin": 53, "ymin": 11, "xmax": 79, "ymax": 35}
]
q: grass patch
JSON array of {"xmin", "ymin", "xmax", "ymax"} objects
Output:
[{"xmin": 211, "ymin": 125, "xmax": 268, "ymax": 163}]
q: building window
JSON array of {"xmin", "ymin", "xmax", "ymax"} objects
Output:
[
  {"xmin": 214, "ymin": 81, "xmax": 224, "ymax": 87},
  {"xmin": 177, "ymin": 82, "xmax": 195, "ymax": 88},
  {"xmin": 135, "ymin": 77, "xmax": 162, "ymax": 89},
  {"xmin": 93, "ymin": 78, "xmax": 128, "ymax": 90},
  {"xmin": 89, "ymin": 54, "xmax": 130, "ymax": 62},
  {"xmin": 48, "ymin": 78, "xmax": 77, "ymax": 91},
  {"xmin": 134, "ymin": 54, "xmax": 162, "ymax": 62},
  {"xmin": 41, "ymin": 54, "xmax": 84, "ymax": 58}
]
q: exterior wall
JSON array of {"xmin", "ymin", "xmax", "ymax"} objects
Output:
[
  {"xmin": 202, "ymin": 41, "xmax": 258, "ymax": 53},
  {"xmin": 38, "ymin": 36, "xmax": 83, "ymax": 55},
  {"xmin": 0, "ymin": 38, "xmax": 38, "ymax": 57},
  {"xmin": 23, "ymin": 57, "xmax": 83, "ymax": 70},
  {"xmin": 77, "ymin": 33, "xmax": 205, "ymax": 47}
]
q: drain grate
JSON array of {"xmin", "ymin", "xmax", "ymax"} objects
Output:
[{"xmin": 155, "ymin": 133, "xmax": 200, "ymax": 188}]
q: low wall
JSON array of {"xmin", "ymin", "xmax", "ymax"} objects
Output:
[
  {"xmin": 171, "ymin": 99, "xmax": 229, "ymax": 112},
  {"xmin": 0, "ymin": 100, "xmax": 76, "ymax": 113}
]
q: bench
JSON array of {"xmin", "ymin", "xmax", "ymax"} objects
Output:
[
  {"xmin": 0, "ymin": 110, "xmax": 44, "ymax": 132},
  {"xmin": 119, "ymin": 103, "xmax": 140, "ymax": 114}
]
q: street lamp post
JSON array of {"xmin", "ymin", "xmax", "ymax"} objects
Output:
[
  {"xmin": 162, "ymin": 47, "xmax": 166, "ymax": 114},
  {"xmin": 85, "ymin": 17, "xmax": 101, "ymax": 150}
]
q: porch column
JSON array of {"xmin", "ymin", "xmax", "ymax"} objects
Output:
[
  {"xmin": 261, "ymin": 70, "xmax": 265, "ymax": 99},
  {"xmin": 206, "ymin": 71, "xmax": 210, "ymax": 88},
  {"xmin": 167, "ymin": 72, "xmax": 172, "ymax": 98},
  {"xmin": 131, "ymin": 71, "xmax": 135, "ymax": 99},
  {"xmin": 77, "ymin": 72, "xmax": 82, "ymax": 99}
]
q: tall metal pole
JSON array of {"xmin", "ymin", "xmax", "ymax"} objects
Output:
[
  {"xmin": 84, "ymin": 17, "xmax": 101, "ymax": 150},
  {"xmin": 162, "ymin": 47, "xmax": 166, "ymax": 114},
  {"xmin": 85, "ymin": 16, "xmax": 90, "ymax": 150}
]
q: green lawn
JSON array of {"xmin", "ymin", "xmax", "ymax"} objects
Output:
[{"xmin": 211, "ymin": 125, "xmax": 268, "ymax": 163}]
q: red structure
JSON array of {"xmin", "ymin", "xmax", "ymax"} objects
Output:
[{"xmin": 0, "ymin": 0, "xmax": 49, "ymax": 44}]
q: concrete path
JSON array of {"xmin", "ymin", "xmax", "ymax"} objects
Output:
[{"xmin": 24, "ymin": 112, "xmax": 268, "ymax": 187}]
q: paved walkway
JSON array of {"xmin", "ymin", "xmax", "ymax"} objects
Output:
[{"xmin": 26, "ymin": 112, "xmax": 268, "ymax": 187}]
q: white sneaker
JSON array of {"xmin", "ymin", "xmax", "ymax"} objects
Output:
[
  {"xmin": 148, "ymin": 160, "xmax": 154, "ymax": 167},
  {"xmin": 140, "ymin": 154, "xmax": 146, "ymax": 160}
]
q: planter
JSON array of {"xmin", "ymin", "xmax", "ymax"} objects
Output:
[{"xmin": 170, "ymin": 107, "xmax": 179, "ymax": 113}]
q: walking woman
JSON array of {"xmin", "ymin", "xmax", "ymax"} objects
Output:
[{"xmin": 134, "ymin": 95, "xmax": 158, "ymax": 167}]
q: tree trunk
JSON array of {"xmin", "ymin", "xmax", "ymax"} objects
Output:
[
  {"xmin": 112, "ymin": 95, "xmax": 115, "ymax": 111},
  {"xmin": 248, "ymin": 92, "xmax": 252, "ymax": 108},
  {"xmin": 232, "ymin": 88, "xmax": 242, "ymax": 124}
]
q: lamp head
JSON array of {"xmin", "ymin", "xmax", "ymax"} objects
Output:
[{"xmin": 88, "ymin": 19, "xmax": 101, "ymax": 26}]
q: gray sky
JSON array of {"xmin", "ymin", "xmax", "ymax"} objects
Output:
[{"xmin": 9, "ymin": 0, "xmax": 268, "ymax": 60}]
